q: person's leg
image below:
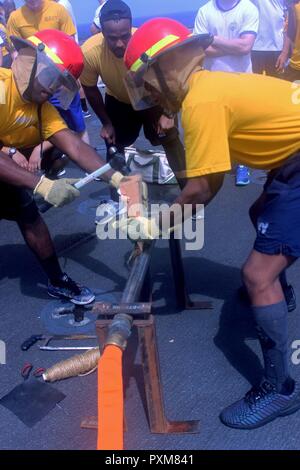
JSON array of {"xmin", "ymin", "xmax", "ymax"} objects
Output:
[
  {"xmin": 18, "ymin": 215, "xmax": 62, "ymax": 280},
  {"xmin": 264, "ymin": 51, "xmax": 281, "ymax": 78},
  {"xmin": 247, "ymin": 187, "xmax": 296, "ymax": 311},
  {"xmin": 105, "ymin": 94, "xmax": 141, "ymax": 151},
  {"xmin": 221, "ymin": 158, "xmax": 300, "ymax": 428},
  {"xmin": 242, "ymin": 249, "xmax": 295, "ymax": 383},
  {"xmin": 79, "ymin": 84, "xmax": 91, "ymax": 117},
  {"xmin": 8, "ymin": 186, "xmax": 95, "ymax": 305},
  {"xmin": 41, "ymin": 146, "xmax": 67, "ymax": 178},
  {"xmin": 78, "ymin": 129, "xmax": 90, "ymax": 145},
  {"xmin": 142, "ymin": 107, "xmax": 186, "ymax": 184},
  {"xmin": 251, "ymin": 51, "xmax": 265, "ymax": 75},
  {"xmin": 50, "ymin": 92, "xmax": 89, "ymax": 145},
  {"xmin": 104, "ymin": 94, "xmax": 142, "ymax": 201},
  {"xmin": 18, "ymin": 215, "xmax": 95, "ymax": 305},
  {"xmin": 243, "ymin": 250, "xmax": 294, "ymax": 306},
  {"xmin": 221, "ymin": 249, "xmax": 300, "ymax": 429}
]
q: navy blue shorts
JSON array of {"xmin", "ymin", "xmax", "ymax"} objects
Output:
[
  {"xmin": 253, "ymin": 152, "xmax": 300, "ymax": 258},
  {"xmin": 49, "ymin": 92, "xmax": 86, "ymax": 133}
]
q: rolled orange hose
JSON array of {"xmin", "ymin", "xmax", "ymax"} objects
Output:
[{"xmin": 97, "ymin": 345, "xmax": 124, "ymax": 450}]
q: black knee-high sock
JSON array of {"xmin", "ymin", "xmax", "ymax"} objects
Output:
[
  {"xmin": 279, "ymin": 270, "xmax": 288, "ymax": 289},
  {"xmin": 40, "ymin": 254, "xmax": 63, "ymax": 284},
  {"xmin": 253, "ymin": 301, "xmax": 294, "ymax": 394},
  {"xmin": 80, "ymin": 98, "xmax": 88, "ymax": 113}
]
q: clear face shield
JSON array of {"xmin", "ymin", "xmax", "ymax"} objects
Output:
[
  {"xmin": 124, "ymin": 35, "xmax": 213, "ymax": 113},
  {"xmin": 12, "ymin": 41, "xmax": 79, "ymax": 109}
]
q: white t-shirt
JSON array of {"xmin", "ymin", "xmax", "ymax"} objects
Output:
[
  {"xmin": 251, "ymin": 0, "xmax": 285, "ymax": 51},
  {"xmin": 194, "ymin": 0, "xmax": 259, "ymax": 73},
  {"xmin": 93, "ymin": 1, "xmax": 107, "ymax": 30},
  {"xmin": 58, "ymin": 0, "xmax": 78, "ymax": 42}
]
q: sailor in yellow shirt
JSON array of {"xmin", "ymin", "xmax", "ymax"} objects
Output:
[
  {"xmin": 0, "ymin": 3, "xmax": 14, "ymax": 69},
  {"xmin": 80, "ymin": 0, "xmax": 185, "ymax": 200},
  {"xmin": 7, "ymin": 0, "xmax": 89, "ymax": 165},
  {"xmin": 277, "ymin": 1, "xmax": 300, "ymax": 78},
  {"xmin": 0, "ymin": 22, "xmax": 14, "ymax": 68},
  {"xmin": 7, "ymin": 0, "xmax": 76, "ymax": 39},
  {"xmin": 122, "ymin": 17, "xmax": 300, "ymax": 430},
  {"xmin": 0, "ymin": 30, "xmax": 128, "ymax": 305}
]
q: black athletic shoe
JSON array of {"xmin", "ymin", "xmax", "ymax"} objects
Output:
[
  {"xmin": 220, "ymin": 380, "xmax": 300, "ymax": 430},
  {"xmin": 48, "ymin": 273, "xmax": 95, "ymax": 305}
]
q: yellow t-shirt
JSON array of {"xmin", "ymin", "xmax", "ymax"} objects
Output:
[
  {"xmin": 0, "ymin": 68, "xmax": 67, "ymax": 148},
  {"xmin": 180, "ymin": 70, "xmax": 300, "ymax": 178},
  {"xmin": 80, "ymin": 31, "xmax": 137, "ymax": 104},
  {"xmin": 7, "ymin": 0, "xmax": 76, "ymax": 39},
  {"xmin": 289, "ymin": 4, "xmax": 300, "ymax": 70}
]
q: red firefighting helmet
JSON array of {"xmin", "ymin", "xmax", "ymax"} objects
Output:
[{"xmin": 11, "ymin": 29, "xmax": 84, "ymax": 79}]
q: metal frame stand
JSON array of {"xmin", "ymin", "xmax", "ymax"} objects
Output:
[
  {"xmin": 81, "ymin": 239, "xmax": 211, "ymax": 434},
  {"xmin": 84, "ymin": 310, "xmax": 199, "ymax": 434}
]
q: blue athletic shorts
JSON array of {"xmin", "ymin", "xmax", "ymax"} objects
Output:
[
  {"xmin": 49, "ymin": 91, "xmax": 86, "ymax": 133},
  {"xmin": 253, "ymin": 152, "xmax": 300, "ymax": 258}
]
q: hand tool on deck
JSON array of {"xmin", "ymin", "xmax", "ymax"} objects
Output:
[
  {"xmin": 21, "ymin": 362, "xmax": 45, "ymax": 380},
  {"xmin": 21, "ymin": 334, "xmax": 96, "ymax": 351}
]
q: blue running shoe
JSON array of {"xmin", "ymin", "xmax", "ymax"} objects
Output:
[
  {"xmin": 220, "ymin": 380, "xmax": 300, "ymax": 429},
  {"xmin": 48, "ymin": 273, "xmax": 95, "ymax": 305},
  {"xmin": 236, "ymin": 165, "xmax": 250, "ymax": 186}
]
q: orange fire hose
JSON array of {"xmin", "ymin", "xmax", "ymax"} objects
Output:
[
  {"xmin": 97, "ymin": 314, "xmax": 133, "ymax": 450},
  {"xmin": 97, "ymin": 176, "xmax": 144, "ymax": 450},
  {"xmin": 97, "ymin": 345, "xmax": 124, "ymax": 450}
]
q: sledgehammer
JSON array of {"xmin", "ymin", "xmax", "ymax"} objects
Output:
[{"xmin": 39, "ymin": 147, "xmax": 129, "ymax": 213}]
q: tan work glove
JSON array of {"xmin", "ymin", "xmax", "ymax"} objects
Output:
[
  {"xmin": 34, "ymin": 176, "xmax": 80, "ymax": 207},
  {"xmin": 109, "ymin": 171, "xmax": 124, "ymax": 189},
  {"xmin": 115, "ymin": 215, "xmax": 160, "ymax": 241}
]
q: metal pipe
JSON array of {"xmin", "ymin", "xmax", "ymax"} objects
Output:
[
  {"xmin": 121, "ymin": 242, "xmax": 154, "ymax": 303},
  {"xmin": 105, "ymin": 314, "xmax": 133, "ymax": 350},
  {"xmin": 102, "ymin": 242, "xmax": 154, "ymax": 350}
]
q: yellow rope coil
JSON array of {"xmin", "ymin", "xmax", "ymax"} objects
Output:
[{"xmin": 43, "ymin": 347, "xmax": 101, "ymax": 382}]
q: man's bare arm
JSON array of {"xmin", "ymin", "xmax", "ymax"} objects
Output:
[
  {"xmin": 49, "ymin": 129, "xmax": 115, "ymax": 181},
  {"xmin": 212, "ymin": 33, "xmax": 256, "ymax": 56},
  {"xmin": 162, "ymin": 173, "xmax": 225, "ymax": 228},
  {"xmin": 0, "ymin": 151, "xmax": 40, "ymax": 188},
  {"xmin": 205, "ymin": 44, "xmax": 227, "ymax": 57}
]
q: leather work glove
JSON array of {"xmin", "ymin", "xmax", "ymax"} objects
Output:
[
  {"xmin": 109, "ymin": 171, "xmax": 124, "ymax": 189},
  {"xmin": 114, "ymin": 215, "xmax": 160, "ymax": 241},
  {"xmin": 34, "ymin": 176, "xmax": 80, "ymax": 207}
]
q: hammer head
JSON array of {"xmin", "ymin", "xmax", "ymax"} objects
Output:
[{"xmin": 108, "ymin": 148, "xmax": 130, "ymax": 175}]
